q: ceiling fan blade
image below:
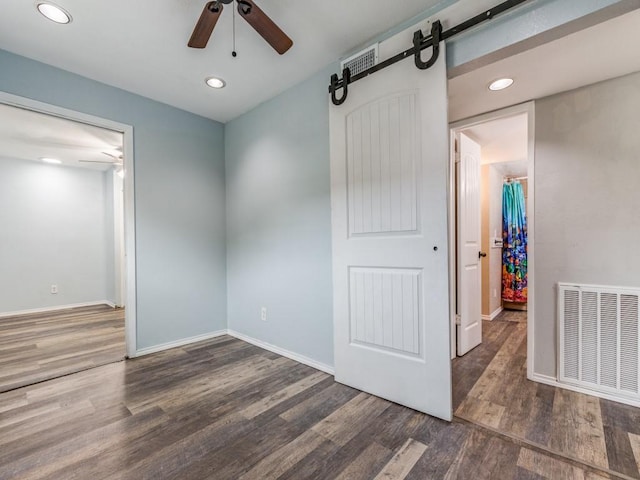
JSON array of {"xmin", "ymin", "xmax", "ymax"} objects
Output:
[
  {"xmin": 188, "ymin": 2, "xmax": 224, "ymax": 49},
  {"xmin": 79, "ymin": 159, "xmax": 121, "ymax": 164},
  {"xmin": 237, "ymin": 0, "xmax": 293, "ymax": 55}
]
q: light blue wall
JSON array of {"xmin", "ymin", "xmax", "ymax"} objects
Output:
[
  {"xmin": 225, "ymin": 64, "xmax": 336, "ymax": 367},
  {"xmin": 0, "ymin": 158, "xmax": 115, "ymax": 312},
  {"xmin": 0, "ymin": 49, "xmax": 227, "ymax": 349}
]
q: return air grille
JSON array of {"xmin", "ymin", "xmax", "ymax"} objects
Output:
[
  {"xmin": 559, "ymin": 283, "xmax": 640, "ymax": 401},
  {"xmin": 340, "ymin": 44, "xmax": 379, "ymax": 77}
]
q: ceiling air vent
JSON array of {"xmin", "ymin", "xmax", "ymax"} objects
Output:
[{"xmin": 340, "ymin": 44, "xmax": 379, "ymax": 77}]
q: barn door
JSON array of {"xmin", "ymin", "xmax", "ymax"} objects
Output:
[{"xmin": 329, "ymin": 26, "xmax": 451, "ymax": 420}]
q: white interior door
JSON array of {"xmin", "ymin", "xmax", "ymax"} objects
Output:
[
  {"xmin": 329, "ymin": 26, "xmax": 451, "ymax": 420},
  {"xmin": 457, "ymin": 133, "xmax": 482, "ymax": 355}
]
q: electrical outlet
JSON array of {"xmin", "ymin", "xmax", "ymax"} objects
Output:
[
  {"xmin": 51, "ymin": 284, "xmax": 58, "ymax": 294},
  {"xmin": 493, "ymin": 289, "xmax": 497, "ymax": 298},
  {"xmin": 260, "ymin": 307, "xmax": 267, "ymax": 321}
]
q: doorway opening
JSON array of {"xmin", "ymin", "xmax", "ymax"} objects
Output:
[
  {"xmin": 0, "ymin": 92, "xmax": 136, "ymax": 392},
  {"xmin": 449, "ymin": 102, "xmax": 534, "ymax": 413},
  {"xmin": 449, "ymin": 103, "xmax": 534, "ymax": 359}
]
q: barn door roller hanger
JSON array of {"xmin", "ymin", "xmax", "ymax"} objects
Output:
[{"xmin": 329, "ymin": 0, "xmax": 528, "ymax": 106}]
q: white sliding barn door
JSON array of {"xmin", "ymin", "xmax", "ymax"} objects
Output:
[
  {"xmin": 329, "ymin": 29, "xmax": 451, "ymax": 420},
  {"xmin": 457, "ymin": 133, "xmax": 482, "ymax": 355}
]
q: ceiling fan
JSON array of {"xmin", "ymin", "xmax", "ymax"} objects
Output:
[
  {"xmin": 78, "ymin": 150, "xmax": 123, "ymax": 166},
  {"xmin": 188, "ymin": 0, "xmax": 293, "ymax": 55}
]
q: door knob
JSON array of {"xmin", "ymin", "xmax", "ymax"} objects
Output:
[{"xmin": 478, "ymin": 251, "xmax": 487, "ymax": 259}]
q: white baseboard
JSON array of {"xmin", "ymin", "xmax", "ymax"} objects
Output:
[
  {"xmin": 133, "ymin": 330, "xmax": 228, "ymax": 357},
  {"xmin": 530, "ymin": 372, "xmax": 640, "ymax": 408},
  {"xmin": 0, "ymin": 300, "xmax": 116, "ymax": 319},
  {"xmin": 482, "ymin": 307, "xmax": 503, "ymax": 321},
  {"xmin": 529, "ymin": 372, "xmax": 557, "ymax": 385},
  {"xmin": 227, "ymin": 329, "xmax": 335, "ymax": 375}
]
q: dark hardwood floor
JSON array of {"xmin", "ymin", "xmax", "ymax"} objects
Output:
[
  {"xmin": 454, "ymin": 312, "xmax": 640, "ymax": 480},
  {"xmin": 0, "ymin": 305, "xmax": 125, "ymax": 392},
  {"xmin": 0, "ymin": 328, "xmax": 624, "ymax": 479}
]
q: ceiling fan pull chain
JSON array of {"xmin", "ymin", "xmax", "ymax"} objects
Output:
[
  {"xmin": 188, "ymin": 0, "xmax": 293, "ymax": 55},
  {"xmin": 232, "ymin": 2, "xmax": 237, "ymax": 57}
]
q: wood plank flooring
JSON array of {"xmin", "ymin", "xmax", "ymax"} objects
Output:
[
  {"xmin": 454, "ymin": 312, "xmax": 640, "ymax": 479},
  {"xmin": 0, "ymin": 305, "xmax": 125, "ymax": 392},
  {"xmin": 0, "ymin": 332, "xmax": 623, "ymax": 479}
]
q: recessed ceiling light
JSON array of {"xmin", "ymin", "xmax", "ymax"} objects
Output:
[
  {"xmin": 205, "ymin": 77, "xmax": 226, "ymax": 89},
  {"xmin": 37, "ymin": 2, "xmax": 72, "ymax": 24},
  {"xmin": 41, "ymin": 157, "xmax": 62, "ymax": 164},
  {"xmin": 489, "ymin": 78, "xmax": 514, "ymax": 91}
]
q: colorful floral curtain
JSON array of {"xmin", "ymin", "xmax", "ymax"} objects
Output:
[{"xmin": 502, "ymin": 181, "xmax": 527, "ymax": 303}]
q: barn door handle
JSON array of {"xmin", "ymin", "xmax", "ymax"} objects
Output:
[
  {"xmin": 479, "ymin": 251, "xmax": 487, "ymax": 259},
  {"xmin": 330, "ymin": 68, "xmax": 351, "ymax": 106},
  {"xmin": 413, "ymin": 21, "xmax": 442, "ymax": 70}
]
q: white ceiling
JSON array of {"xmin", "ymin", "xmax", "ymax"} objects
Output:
[
  {"xmin": 490, "ymin": 160, "xmax": 527, "ymax": 178},
  {"xmin": 448, "ymin": 7, "xmax": 640, "ymax": 122},
  {"xmin": 0, "ymin": 0, "xmax": 457, "ymax": 123},
  {"xmin": 464, "ymin": 113, "xmax": 528, "ymax": 166},
  {"xmin": 0, "ymin": 103, "xmax": 123, "ymax": 171}
]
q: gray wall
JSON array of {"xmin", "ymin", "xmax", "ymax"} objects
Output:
[
  {"xmin": 0, "ymin": 158, "xmax": 114, "ymax": 312},
  {"xmin": 225, "ymin": 64, "xmax": 336, "ymax": 367},
  {"xmin": 534, "ymin": 71, "xmax": 640, "ymax": 377},
  {"xmin": 0, "ymin": 49, "xmax": 227, "ymax": 350},
  {"xmin": 488, "ymin": 165, "xmax": 503, "ymax": 315}
]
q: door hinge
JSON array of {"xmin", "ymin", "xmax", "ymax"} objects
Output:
[{"xmin": 455, "ymin": 314, "xmax": 461, "ymax": 326}]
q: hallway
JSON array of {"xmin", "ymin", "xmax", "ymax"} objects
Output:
[{"xmin": 454, "ymin": 313, "xmax": 640, "ymax": 479}]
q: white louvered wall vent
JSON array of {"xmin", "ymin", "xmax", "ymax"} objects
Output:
[
  {"xmin": 340, "ymin": 44, "xmax": 379, "ymax": 77},
  {"xmin": 559, "ymin": 283, "xmax": 640, "ymax": 402}
]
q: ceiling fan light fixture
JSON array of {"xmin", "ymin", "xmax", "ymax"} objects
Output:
[
  {"xmin": 488, "ymin": 78, "xmax": 514, "ymax": 91},
  {"xmin": 37, "ymin": 2, "xmax": 72, "ymax": 24},
  {"xmin": 41, "ymin": 157, "xmax": 62, "ymax": 165},
  {"xmin": 205, "ymin": 76, "xmax": 226, "ymax": 89}
]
